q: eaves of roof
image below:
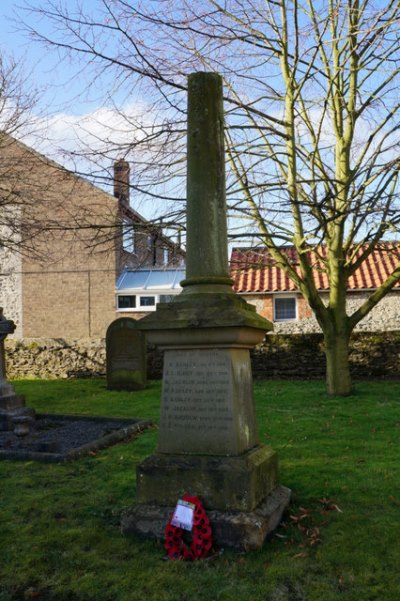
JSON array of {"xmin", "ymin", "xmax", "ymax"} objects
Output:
[{"xmin": 230, "ymin": 244, "xmax": 400, "ymax": 294}]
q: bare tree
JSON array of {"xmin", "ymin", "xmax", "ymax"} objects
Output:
[
  {"xmin": 0, "ymin": 52, "xmax": 151, "ymax": 261},
  {"xmin": 0, "ymin": 54, "xmax": 92, "ymax": 261},
  {"xmin": 21, "ymin": 0, "xmax": 400, "ymax": 394},
  {"xmin": 0, "ymin": 53, "xmax": 44, "ymax": 254}
]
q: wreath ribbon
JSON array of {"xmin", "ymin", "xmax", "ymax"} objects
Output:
[{"xmin": 165, "ymin": 494, "xmax": 213, "ymax": 560}]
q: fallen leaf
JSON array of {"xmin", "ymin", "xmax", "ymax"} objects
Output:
[
  {"xmin": 319, "ymin": 498, "xmax": 343, "ymax": 512},
  {"xmin": 24, "ymin": 589, "xmax": 41, "ymax": 599},
  {"xmin": 289, "ymin": 513, "xmax": 308, "ymax": 523}
]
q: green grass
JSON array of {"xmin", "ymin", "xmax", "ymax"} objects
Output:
[{"xmin": 1, "ymin": 378, "xmax": 400, "ymax": 601}]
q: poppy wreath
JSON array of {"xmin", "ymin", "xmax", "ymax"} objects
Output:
[{"xmin": 165, "ymin": 494, "xmax": 213, "ymax": 560}]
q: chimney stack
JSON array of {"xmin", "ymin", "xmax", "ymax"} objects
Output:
[{"xmin": 113, "ymin": 159, "xmax": 130, "ymax": 206}]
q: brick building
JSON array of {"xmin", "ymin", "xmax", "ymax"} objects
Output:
[
  {"xmin": 231, "ymin": 246, "xmax": 400, "ymax": 333},
  {"xmin": 0, "ymin": 135, "xmax": 184, "ymax": 338}
]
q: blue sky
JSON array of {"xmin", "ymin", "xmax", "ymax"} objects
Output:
[
  {"xmin": 0, "ymin": 1, "xmax": 152, "ymax": 187},
  {"xmin": 0, "ymin": 0, "xmax": 102, "ymax": 116}
]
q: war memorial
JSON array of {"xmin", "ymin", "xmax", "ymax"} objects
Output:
[{"xmin": 122, "ymin": 72, "xmax": 291, "ymax": 550}]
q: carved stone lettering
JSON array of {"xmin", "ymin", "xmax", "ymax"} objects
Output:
[{"xmin": 157, "ymin": 349, "xmax": 242, "ymax": 454}]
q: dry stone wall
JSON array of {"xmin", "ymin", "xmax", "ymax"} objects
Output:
[
  {"xmin": 252, "ymin": 332, "xmax": 400, "ymax": 379},
  {"xmin": 6, "ymin": 333, "xmax": 400, "ymax": 381},
  {"xmin": 5, "ymin": 338, "xmax": 163, "ymax": 380},
  {"xmin": 5, "ymin": 333, "xmax": 400, "ymax": 381},
  {"xmin": 5, "ymin": 333, "xmax": 400, "ymax": 380},
  {"xmin": 5, "ymin": 338, "xmax": 107, "ymax": 379}
]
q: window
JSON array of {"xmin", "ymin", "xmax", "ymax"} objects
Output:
[
  {"xmin": 117, "ymin": 292, "xmax": 179, "ymax": 311},
  {"xmin": 139, "ymin": 296, "xmax": 156, "ymax": 307},
  {"xmin": 274, "ymin": 296, "xmax": 297, "ymax": 321},
  {"xmin": 117, "ymin": 295, "xmax": 136, "ymax": 310}
]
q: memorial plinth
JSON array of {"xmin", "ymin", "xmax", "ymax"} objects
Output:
[
  {"xmin": 0, "ymin": 308, "xmax": 27, "ymax": 431},
  {"xmin": 121, "ymin": 73, "xmax": 290, "ymax": 550}
]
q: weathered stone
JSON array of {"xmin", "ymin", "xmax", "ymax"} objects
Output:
[
  {"xmin": 158, "ymin": 348, "xmax": 258, "ymax": 455},
  {"xmin": 121, "ymin": 484, "xmax": 291, "ymax": 551},
  {"xmin": 122, "ymin": 72, "xmax": 290, "ymax": 552},
  {"xmin": 136, "ymin": 446, "xmax": 278, "ymax": 512},
  {"xmin": 184, "ymin": 71, "xmax": 229, "ymax": 285},
  {"xmin": 106, "ymin": 317, "xmax": 147, "ymax": 390},
  {"xmin": 139, "ymin": 287, "xmax": 271, "ymax": 339},
  {"xmin": 0, "ymin": 308, "xmax": 27, "ymax": 430}
]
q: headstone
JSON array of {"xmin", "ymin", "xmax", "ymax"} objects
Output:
[
  {"xmin": 106, "ymin": 317, "xmax": 147, "ymax": 390},
  {"xmin": 121, "ymin": 72, "xmax": 291, "ymax": 550},
  {"xmin": 0, "ymin": 308, "xmax": 28, "ymax": 431}
]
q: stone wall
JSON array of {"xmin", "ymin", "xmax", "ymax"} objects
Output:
[
  {"xmin": 5, "ymin": 338, "xmax": 107, "ymax": 379},
  {"xmin": 252, "ymin": 332, "xmax": 400, "ymax": 379},
  {"xmin": 5, "ymin": 338, "xmax": 163, "ymax": 380},
  {"xmin": 5, "ymin": 332, "xmax": 400, "ymax": 381}
]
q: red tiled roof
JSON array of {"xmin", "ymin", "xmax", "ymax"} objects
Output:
[{"xmin": 230, "ymin": 244, "xmax": 400, "ymax": 293}]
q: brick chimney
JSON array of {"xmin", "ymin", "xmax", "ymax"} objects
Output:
[{"xmin": 113, "ymin": 159, "xmax": 130, "ymax": 206}]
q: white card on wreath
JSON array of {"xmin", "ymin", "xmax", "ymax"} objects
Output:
[{"xmin": 171, "ymin": 499, "xmax": 195, "ymax": 531}]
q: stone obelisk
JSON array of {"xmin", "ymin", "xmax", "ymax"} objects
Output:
[{"xmin": 122, "ymin": 72, "xmax": 290, "ymax": 550}]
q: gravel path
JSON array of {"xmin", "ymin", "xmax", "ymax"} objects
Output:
[{"xmin": 0, "ymin": 414, "xmax": 152, "ymax": 460}]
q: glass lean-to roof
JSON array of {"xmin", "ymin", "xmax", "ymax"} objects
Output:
[{"xmin": 117, "ymin": 269, "xmax": 186, "ymax": 292}]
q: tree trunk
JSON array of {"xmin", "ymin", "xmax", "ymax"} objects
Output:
[{"xmin": 324, "ymin": 330, "xmax": 352, "ymax": 396}]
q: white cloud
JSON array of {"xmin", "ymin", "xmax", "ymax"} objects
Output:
[{"xmin": 21, "ymin": 100, "xmax": 153, "ymax": 169}]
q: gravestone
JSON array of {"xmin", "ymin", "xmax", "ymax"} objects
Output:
[
  {"xmin": 121, "ymin": 72, "xmax": 290, "ymax": 550},
  {"xmin": 0, "ymin": 308, "xmax": 28, "ymax": 430},
  {"xmin": 106, "ymin": 317, "xmax": 147, "ymax": 390}
]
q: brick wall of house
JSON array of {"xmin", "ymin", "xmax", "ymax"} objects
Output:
[
  {"xmin": 1, "ymin": 136, "xmax": 184, "ymax": 340},
  {"xmin": 14, "ymin": 142, "xmax": 120, "ymax": 339},
  {"xmin": 22, "ymin": 269, "xmax": 118, "ymax": 338}
]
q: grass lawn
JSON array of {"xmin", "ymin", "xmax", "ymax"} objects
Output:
[{"xmin": 1, "ymin": 378, "xmax": 400, "ymax": 601}]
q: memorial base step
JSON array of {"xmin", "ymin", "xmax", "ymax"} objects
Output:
[
  {"xmin": 136, "ymin": 445, "xmax": 279, "ymax": 512},
  {"xmin": 121, "ymin": 484, "xmax": 291, "ymax": 552}
]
